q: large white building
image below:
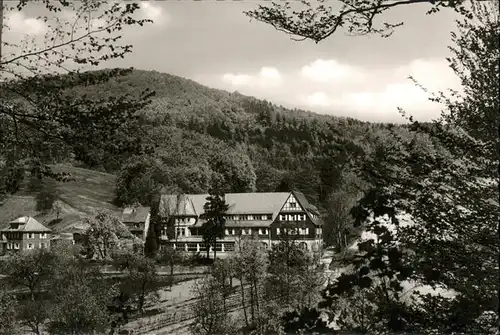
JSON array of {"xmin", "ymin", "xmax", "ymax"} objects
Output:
[{"xmin": 158, "ymin": 191, "xmax": 323, "ymax": 253}]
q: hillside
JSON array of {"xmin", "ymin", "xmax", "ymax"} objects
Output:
[
  {"xmin": 0, "ymin": 164, "xmax": 119, "ymax": 233},
  {"xmin": 1, "ymin": 68, "xmax": 402, "ymax": 244}
]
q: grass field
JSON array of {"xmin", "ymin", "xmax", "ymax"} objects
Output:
[{"xmin": 0, "ymin": 164, "xmax": 120, "ymax": 233}]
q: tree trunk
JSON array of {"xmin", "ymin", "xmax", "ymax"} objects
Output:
[
  {"xmin": 252, "ymin": 279, "xmax": 260, "ymax": 322},
  {"xmin": 239, "ymin": 275, "xmax": 248, "ymax": 327},
  {"xmin": 213, "ymin": 241, "xmax": 217, "ymax": 260},
  {"xmin": 169, "ymin": 258, "xmax": 174, "ymax": 290},
  {"xmin": 249, "ymin": 282, "xmax": 255, "ymax": 323}
]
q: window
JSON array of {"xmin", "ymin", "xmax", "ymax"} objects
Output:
[
  {"xmin": 27, "ymin": 233, "xmax": 34, "ymax": 239},
  {"xmin": 267, "ymin": 214, "xmax": 273, "ymax": 220},
  {"xmin": 161, "ymin": 228, "xmax": 168, "ymax": 237},
  {"xmin": 234, "ymin": 216, "xmax": 240, "ymax": 221},
  {"xmin": 27, "ymin": 243, "xmax": 34, "ymax": 250},
  {"xmin": 305, "ymin": 228, "xmax": 309, "ymax": 235},
  {"xmin": 276, "ymin": 228, "xmax": 280, "ymax": 235},
  {"xmin": 241, "ymin": 229, "xmax": 246, "ymax": 235},
  {"xmin": 247, "ymin": 215, "xmax": 253, "ymax": 220},
  {"xmin": 298, "ymin": 214, "xmax": 306, "ymax": 221},
  {"xmin": 40, "ymin": 233, "xmax": 47, "ymax": 239},
  {"xmin": 225, "ymin": 229, "xmax": 229, "ymax": 236},
  {"xmin": 14, "ymin": 243, "xmax": 20, "ymax": 250},
  {"xmin": 290, "ymin": 202, "xmax": 297, "ymax": 208},
  {"xmin": 175, "ymin": 227, "xmax": 185, "ymax": 238},
  {"xmin": 279, "ymin": 214, "xmax": 286, "ymax": 221},
  {"xmin": 6, "ymin": 243, "xmax": 11, "ymax": 250},
  {"xmin": 263, "ymin": 228, "xmax": 268, "ymax": 235}
]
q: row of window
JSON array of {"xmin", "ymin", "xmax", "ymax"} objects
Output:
[
  {"xmin": 170, "ymin": 227, "xmax": 322, "ymax": 238},
  {"xmin": 161, "ymin": 241, "xmax": 315, "ymax": 252},
  {"xmin": 6, "ymin": 242, "xmax": 47, "ymax": 250},
  {"xmin": 278, "ymin": 214, "xmax": 307, "ymax": 221},
  {"xmin": 26, "ymin": 233, "xmax": 48, "ymax": 239},
  {"xmin": 2, "ymin": 233, "xmax": 48, "ymax": 240},
  {"xmin": 223, "ymin": 214, "xmax": 273, "ymax": 221},
  {"xmin": 175, "ymin": 214, "xmax": 275, "ymax": 223},
  {"xmin": 173, "ymin": 213, "xmax": 316, "ymax": 224},
  {"xmin": 277, "ymin": 227, "xmax": 310, "ymax": 235},
  {"xmin": 225, "ymin": 228, "xmax": 269, "ymax": 236}
]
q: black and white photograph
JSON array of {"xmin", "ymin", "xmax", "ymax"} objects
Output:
[{"xmin": 0, "ymin": 0, "xmax": 498, "ymax": 334}]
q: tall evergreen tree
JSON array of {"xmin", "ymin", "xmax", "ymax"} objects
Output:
[{"xmin": 200, "ymin": 190, "xmax": 229, "ymax": 260}]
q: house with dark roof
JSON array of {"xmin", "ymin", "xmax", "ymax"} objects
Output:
[
  {"xmin": 121, "ymin": 206, "xmax": 151, "ymax": 240},
  {"xmin": 158, "ymin": 191, "xmax": 323, "ymax": 254},
  {"xmin": 0, "ymin": 216, "xmax": 52, "ymax": 254}
]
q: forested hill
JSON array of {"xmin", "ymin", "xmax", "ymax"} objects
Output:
[
  {"xmin": 75, "ymin": 70, "xmax": 406, "ymax": 214},
  {"xmin": 1, "ymin": 68, "xmax": 408, "ymax": 242},
  {"xmin": 65, "ymin": 69, "xmax": 402, "ymax": 211}
]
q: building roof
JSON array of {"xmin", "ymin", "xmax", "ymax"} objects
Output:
[
  {"xmin": 122, "ymin": 206, "xmax": 151, "ymax": 223},
  {"xmin": 159, "ymin": 191, "xmax": 323, "ymax": 226},
  {"xmin": 1, "ymin": 216, "xmax": 51, "ymax": 232},
  {"xmin": 160, "ymin": 192, "xmax": 289, "ymax": 217}
]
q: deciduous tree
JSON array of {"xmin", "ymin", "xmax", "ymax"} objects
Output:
[
  {"xmin": 113, "ymin": 250, "xmax": 160, "ymax": 315},
  {"xmin": 190, "ymin": 277, "xmax": 235, "ymax": 335},
  {"xmin": 0, "ymin": 289, "xmax": 17, "ymax": 335},
  {"xmin": 320, "ymin": 2, "xmax": 499, "ymax": 333},
  {"xmin": 84, "ymin": 210, "xmax": 132, "ymax": 260},
  {"xmin": 0, "ymin": 0, "xmax": 153, "ymax": 178}
]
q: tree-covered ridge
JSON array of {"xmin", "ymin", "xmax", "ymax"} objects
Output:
[
  {"xmin": 68, "ymin": 68, "xmax": 395, "ymax": 196},
  {"xmin": 1, "ymin": 66, "xmax": 404, "ymax": 246}
]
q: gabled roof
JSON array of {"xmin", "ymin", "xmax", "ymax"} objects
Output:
[
  {"xmin": 159, "ymin": 191, "xmax": 323, "ymax": 226},
  {"xmin": 160, "ymin": 192, "xmax": 290, "ymax": 220},
  {"xmin": 122, "ymin": 206, "xmax": 151, "ymax": 223},
  {"xmin": 1, "ymin": 216, "xmax": 51, "ymax": 232},
  {"xmin": 292, "ymin": 191, "xmax": 323, "ymax": 226}
]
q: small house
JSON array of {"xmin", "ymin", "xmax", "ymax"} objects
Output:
[{"xmin": 0, "ymin": 216, "xmax": 52, "ymax": 253}]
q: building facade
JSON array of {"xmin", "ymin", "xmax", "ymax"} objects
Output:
[
  {"xmin": 121, "ymin": 206, "xmax": 151, "ymax": 240},
  {"xmin": 0, "ymin": 216, "xmax": 52, "ymax": 254},
  {"xmin": 158, "ymin": 191, "xmax": 323, "ymax": 254}
]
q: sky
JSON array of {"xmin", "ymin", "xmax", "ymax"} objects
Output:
[{"xmin": 4, "ymin": 0, "xmax": 464, "ymax": 123}]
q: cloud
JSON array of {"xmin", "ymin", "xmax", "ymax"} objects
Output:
[
  {"xmin": 300, "ymin": 59, "xmax": 363, "ymax": 83},
  {"xmin": 5, "ymin": 12, "xmax": 47, "ymax": 35},
  {"xmin": 140, "ymin": 1, "xmax": 167, "ymax": 25},
  {"xmin": 198, "ymin": 58, "xmax": 461, "ymax": 123},
  {"xmin": 222, "ymin": 66, "xmax": 282, "ymax": 88}
]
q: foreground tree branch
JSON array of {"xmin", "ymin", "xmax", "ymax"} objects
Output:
[{"xmin": 245, "ymin": 0, "xmax": 470, "ymax": 43}]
